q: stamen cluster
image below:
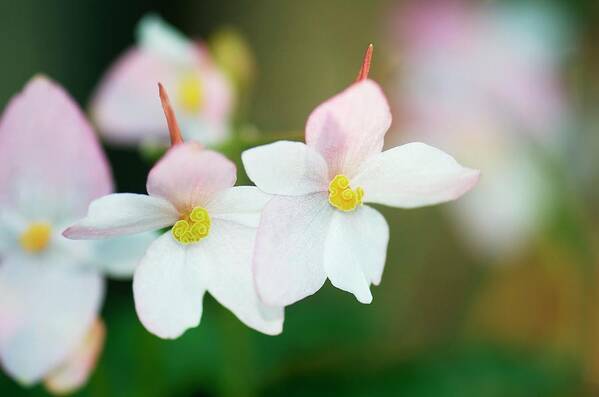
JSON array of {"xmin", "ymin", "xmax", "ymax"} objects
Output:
[
  {"xmin": 328, "ymin": 175, "xmax": 364, "ymax": 212},
  {"xmin": 172, "ymin": 207, "xmax": 211, "ymax": 244}
]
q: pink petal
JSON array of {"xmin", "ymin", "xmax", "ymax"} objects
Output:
[
  {"xmin": 90, "ymin": 48, "xmax": 173, "ymax": 145},
  {"xmin": 0, "ymin": 77, "xmax": 112, "ymax": 218},
  {"xmin": 43, "ymin": 319, "xmax": 105, "ymax": 395},
  {"xmin": 305, "ymin": 80, "xmax": 392, "ymax": 178},
  {"xmin": 147, "ymin": 143, "xmax": 236, "ymax": 213}
]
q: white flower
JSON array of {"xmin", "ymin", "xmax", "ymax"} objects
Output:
[
  {"xmin": 65, "ymin": 86, "xmax": 283, "ymax": 339},
  {"xmin": 0, "ymin": 77, "xmax": 152, "ymax": 392},
  {"xmin": 91, "ymin": 14, "xmax": 233, "ymax": 147},
  {"xmin": 242, "ymin": 78, "xmax": 479, "ymax": 306}
]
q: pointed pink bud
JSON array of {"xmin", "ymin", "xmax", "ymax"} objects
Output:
[
  {"xmin": 355, "ymin": 44, "xmax": 373, "ymax": 82},
  {"xmin": 158, "ymin": 83, "xmax": 183, "ymax": 146}
]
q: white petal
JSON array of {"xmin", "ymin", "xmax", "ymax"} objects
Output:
[
  {"xmin": 242, "ymin": 141, "xmax": 329, "ymax": 196},
  {"xmin": 0, "ymin": 226, "xmax": 10, "ymax": 254},
  {"xmin": 133, "ymin": 233, "xmax": 205, "ymax": 339},
  {"xmin": 201, "ymin": 220, "xmax": 284, "ymax": 335},
  {"xmin": 353, "ymin": 142, "xmax": 480, "ymax": 208},
  {"xmin": 0, "ymin": 256, "xmax": 103, "ymax": 385},
  {"xmin": 43, "ymin": 319, "xmax": 105, "ymax": 395},
  {"xmin": 323, "ymin": 206, "xmax": 389, "ymax": 304},
  {"xmin": 90, "ymin": 231, "xmax": 157, "ymax": 279},
  {"xmin": 0, "ymin": 207, "xmax": 25, "ymax": 255},
  {"xmin": 64, "ymin": 194, "xmax": 179, "ymax": 239},
  {"xmin": 136, "ymin": 14, "xmax": 195, "ymax": 64},
  {"xmin": 254, "ymin": 193, "xmax": 333, "ymax": 306},
  {"xmin": 206, "ymin": 186, "xmax": 271, "ymax": 228}
]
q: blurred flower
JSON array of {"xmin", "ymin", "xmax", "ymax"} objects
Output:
[
  {"xmin": 65, "ymin": 86, "xmax": 283, "ymax": 339},
  {"xmin": 0, "ymin": 77, "xmax": 152, "ymax": 392},
  {"xmin": 242, "ymin": 75, "xmax": 479, "ymax": 306},
  {"xmin": 390, "ymin": 0, "xmax": 572, "ymax": 258},
  {"xmin": 91, "ymin": 14, "xmax": 234, "ymax": 147}
]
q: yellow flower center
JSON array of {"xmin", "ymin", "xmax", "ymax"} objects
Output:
[
  {"xmin": 20, "ymin": 222, "xmax": 52, "ymax": 253},
  {"xmin": 171, "ymin": 207, "xmax": 211, "ymax": 245},
  {"xmin": 178, "ymin": 73, "xmax": 203, "ymax": 113},
  {"xmin": 328, "ymin": 175, "xmax": 364, "ymax": 212}
]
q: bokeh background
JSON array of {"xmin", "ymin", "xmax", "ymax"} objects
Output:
[{"xmin": 1, "ymin": 0, "xmax": 599, "ymax": 396}]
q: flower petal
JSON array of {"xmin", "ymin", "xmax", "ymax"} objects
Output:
[
  {"xmin": 254, "ymin": 193, "xmax": 333, "ymax": 306},
  {"xmin": 133, "ymin": 233, "xmax": 205, "ymax": 339},
  {"xmin": 353, "ymin": 142, "xmax": 480, "ymax": 208},
  {"xmin": 324, "ymin": 206, "xmax": 389, "ymax": 304},
  {"xmin": 206, "ymin": 186, "xmax": 271, "ymax": 228},
  {"xmin": 43, "ymin": 319, "xmax": 105, "ymax": 395},
  {"xmin": 0, "ymin": 256, "xmax": 103, "ymax": 385},
  {"xmin": 63, "ymin": 194, "xmax": 178, "ymax": 239},
  {"xmin": 147, "ymin": 143, "xmax": 236, "ymax": 212},
  {"xmin": 90, "ymin": 231, "xmax": 157, "ymax": 279},
  {"xmin": 137, "ymin": 14, "xmax": 196, "ymax": 64},
  {"xmin": 242, "ymin": 141, "xmax": 328, "ymax": 196},
  {"xmin": 0, "ymin": 76, "xmax": 112, "ymax": 219},
  {"xmin": 305, "ymin": 80, "xmax": 392, "ymax": 178},
  {"xmin": 90, "ymin": 48, "xmax": 173, "ymax": 145},
  {"xmin": 201, "ymin": 220, "xmax": 284, "ymax": 335},
  {"xmin": 0, "ymin": 208, "xmax": 25, "ymax": 256}
]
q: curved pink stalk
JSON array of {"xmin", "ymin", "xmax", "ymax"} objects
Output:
[
  {"xmin": 158, "ymin": 83, "xmax": 183, "ymax": 146},
  {"xmin": 355, "ymin": 44, "xmax": 373, "ymax": 82}
]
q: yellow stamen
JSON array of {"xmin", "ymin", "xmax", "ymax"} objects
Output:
[
  {"xmin": 178, "ymin": 73, "xmax": 203, "ymax": 113},
  {"xmin": 171, "ymin": 207, "xmax": 211, "ymax": 245},
  {"xmin": 328, "ymin": 175, "xmax": 364, "ymax": 212},
  {"xmin": 20, "ymin": 222, "xmax": 52, "ymax": 253}
]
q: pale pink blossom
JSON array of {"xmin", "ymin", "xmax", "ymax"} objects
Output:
[
  {"xmin": 0, "ymin": 77, "xmax": 151, "ymax": 391},
  {"xmin": 91, "ymin": 14, "xmax": 233, "ymax": 147},
  {"xmin": 242, "ymin": 50, "xmax": 479, "ymax": 306},
  {"xmin": 391, "ymin": 1, "xmax": 571, "ymax": 257}
]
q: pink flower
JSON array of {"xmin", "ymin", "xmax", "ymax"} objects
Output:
[
  {"xmin": 391, "ymin": 1, "xmax": 571, "ymax": 257},
  {"xmin": 0, "ymin": 77, "xmax": 151, "ymax": 392},
  {"xmin": 394, "ymin": 0, "xmax": 569, "ymax": 142},
  {"xmin": 242, "ymin": 48, "xmax": 479, "ymax": 306},
  {"xmin": 91, "ymin": 14, "xmax": 233, "ymax": 147},
  {"xmin": 65, "ymin": 85, "xmax": 283, "ymax": 339}
]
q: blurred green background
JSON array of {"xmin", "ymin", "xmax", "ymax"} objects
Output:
[{"xmin": 1, "ymin": 0, "xmax": 599, "ymax": 396}]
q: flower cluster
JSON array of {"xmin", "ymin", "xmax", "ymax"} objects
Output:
[{"xmin": 0, "ymin": 16, "xmax": 479, "ymax": 394}]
